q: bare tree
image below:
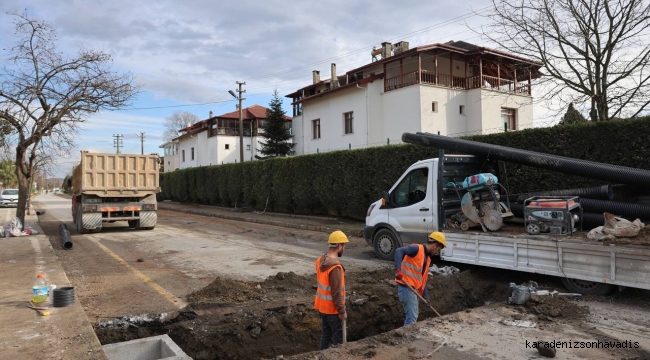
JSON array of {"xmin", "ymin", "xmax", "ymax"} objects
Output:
[
  {"xmin": 480, "ymin": 0, "xmax": 650, "ymax": 120},
  {"xmin": 163, "ymin": 111, "xmax": 199, "ymax": 142},
  {"xmin": 0, "ymin": 12, "xmax": 138, "ymax": 225}
]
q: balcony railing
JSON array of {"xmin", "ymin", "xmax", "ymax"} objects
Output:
[{"xmin": 385, "ymin": 70, "xmax": 531, "ymax": 95}]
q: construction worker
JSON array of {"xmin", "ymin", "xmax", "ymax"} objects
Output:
[
  {"xmin": 314, "ymin": 230, "xmax": 348, "ymax": 350},
  {"xmin": 394, "ymin": 231, "xmax": 446, "ymax": 326}
]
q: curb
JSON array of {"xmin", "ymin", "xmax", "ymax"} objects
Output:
[{"xmin": 158, "ymin": 205, "xmax": 365, "ymax": 238}]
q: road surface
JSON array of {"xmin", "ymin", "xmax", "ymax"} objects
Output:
[{"xmin": 31, "ymin": 193, "xmax": 387, "ymax": 322}]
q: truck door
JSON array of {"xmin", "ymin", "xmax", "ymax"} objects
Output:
[{"xmin": 389, "ymin": 165, "xmax": 434, "ymax": 244}]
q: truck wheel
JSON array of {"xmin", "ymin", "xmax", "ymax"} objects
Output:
[
  {"xmin": 561, "ymin": 278, "xmax": 614, "ymax": 295},
  {"xmin": 373, "ymin": 229, "xmax": 399, "ymax": 261},
  {"xmin": 144, "ymin": 226, "xmax": 155, "ymax": 230},
  {"xmin": 128, "ymin": 220, "xmax": 139, "ymax": 229},
  {"xmin": 76, "ymin": 206, "xmax": 89, "ymax": 234}
]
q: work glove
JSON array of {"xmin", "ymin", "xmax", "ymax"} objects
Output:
[{"xmin": 395, "ymin": 269, "xmax": 404, "ymax": 281}]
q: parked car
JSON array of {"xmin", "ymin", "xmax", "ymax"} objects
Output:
[
  {"xmin": 0, "ymin": 189, "xmax": 19, "ymax": 207},
  {"xmin": 54, "ymin": 188, "xmax": 61, "ymax": 194}
]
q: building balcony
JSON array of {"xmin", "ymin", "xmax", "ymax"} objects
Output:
[{"xmin": 385, "ymin": 70, "xmax": 531, "ymax": 95}]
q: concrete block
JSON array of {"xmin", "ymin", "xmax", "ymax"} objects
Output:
[{"xmin": 103, "ymin": 334, "xmax": 191, "ymax": 360}]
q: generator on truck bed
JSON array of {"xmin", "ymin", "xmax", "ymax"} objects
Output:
[
  {"xmin": 364, "ymin": 133, "xmax": 650, "ymax": 295},
  {"xmin": 71, "ymin": 151, "xmax": 160, "ymax": 234}
]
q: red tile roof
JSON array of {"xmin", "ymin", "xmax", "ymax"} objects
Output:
[{"xmin": 175, "ymin": 104, "xmax": 291, "ymax": 137}]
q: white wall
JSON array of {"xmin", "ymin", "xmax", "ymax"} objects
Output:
[
  {"xmin": 299, "ymin": 86, "xmax": 369, "ymax": 154},
  {"xmin": 293, "ymin": 80, "xmax": 535, "ymax": 155},
  {"xmin": 178, "ymin": 135, "xmax": 199, "ymax": 169},
  {"xmin": 419, "ymin": 85, "xmax": 468, "ymax": 136},
  {"xmin": 478, "ymin": 89, "xmax": 533, "ymax": 133},
  {"xmin": 381, "ymin": 85, "xmax": 421, "ymax": 143}
]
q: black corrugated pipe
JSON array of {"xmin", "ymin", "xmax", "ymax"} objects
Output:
[
  {"xmin": 59, "ymin": 224, "xmax": 73, "ymax": 250},
  {"xmin": 402, "ymin": 132, "xmax": 650, "ymax": 187},
  {"xmin": 576, "ymin": 198, "xmax": 650, "ymax": 220},
  {"xmin": 581, "ymin": 213, "xmax": 608, "ymax": 229},
  {"xmin": 516, "ymin": 185, "xmax": 613, "ymax": 203}
]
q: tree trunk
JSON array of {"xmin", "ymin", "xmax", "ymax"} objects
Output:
[{"xmin": 14, "ymin": 148, "xmax": 30, "ymax": 228}]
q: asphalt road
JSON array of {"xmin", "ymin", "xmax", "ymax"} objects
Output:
[{"xmin": 31, "ymin": 193, "xmax": 387, "ymax": 322}]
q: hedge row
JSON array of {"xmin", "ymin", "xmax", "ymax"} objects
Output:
[{"xmin": 160, "ymin": 117, "xmax": 650, "ymax": 220}]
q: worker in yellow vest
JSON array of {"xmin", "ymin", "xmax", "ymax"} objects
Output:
[
  {"xmin": 395, "ymin": 231, "xmax": 446, "ymax": 326},
  {"xmin": 314, "ymin": 230, "xmax": 348, "ymax": 350}
]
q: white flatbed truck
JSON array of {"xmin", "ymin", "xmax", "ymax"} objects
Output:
[{"xmin": 364, "ymin": 154, "xmax": 650, "ymax": 295}]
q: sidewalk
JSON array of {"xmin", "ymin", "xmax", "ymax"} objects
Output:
[
  {"xmin": 0, "ymin": 207, "xmax": 108, "ymax": 360},
  {"xmin": 157, "ymin": 201, "xmax": 366, "ymax": 237}
]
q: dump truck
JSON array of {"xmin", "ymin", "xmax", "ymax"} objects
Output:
[
  {"xmin": 365, "ymin": 133, "xmax": 650, "ymax": 295},
  {"xmin": 71, "ymin": 151, "xmax": 160, "ymax": 234}
]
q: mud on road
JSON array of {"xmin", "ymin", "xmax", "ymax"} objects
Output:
[{"xmin": 94, "ymin": 266, "xmax": 591, "ymax": 360}]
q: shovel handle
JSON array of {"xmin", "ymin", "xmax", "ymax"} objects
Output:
[
  {"xmin": 402, "ymin": 281, "xmax": 442, "ymax": 317},
  {"xmin": 342, "ymin": 319, "xmax": 347, "ymax": 344}
]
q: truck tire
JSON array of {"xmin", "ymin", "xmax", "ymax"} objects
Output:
[
  {"xmin": 373, "ymin": 228, "xmax": 399, "ymax": 261},
  {"xmin": 128, "ymin": 220, "xmax": 138, "ymax": 229},
  {"xmin": 76, "ymin": 206, "xmax": 89, "ymax": 234},
  {"xmin": 561, "ymin": 278, "xmax": 614, "ymax": 295}
]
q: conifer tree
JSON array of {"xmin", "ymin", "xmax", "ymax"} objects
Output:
[{"xmin": 258, "ymin": 91, "xmax": 294, "ymax": 157}]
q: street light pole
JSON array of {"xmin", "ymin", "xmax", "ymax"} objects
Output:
[{"xmin": 229, "ymin": 82, "xmax": 246, "ymax": 163}]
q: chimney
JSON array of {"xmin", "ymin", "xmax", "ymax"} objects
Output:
[
  {"xmin": 331, "ymin": 63, "xmax": 338, "ymax": 89},
  {"xmin": 393, "ymin": 41, "xmax": 409, "ymax": 54},
  {"xmin": 209, "ymin": 111, "xmax": 213, "ymax": 118},
  {"xmin": 381, "ymin": 42, "xmax": 393, "ymax": 59},
  {"xmin": 312, "ymin": 70, "xmax": 320, "ymax": 84}
]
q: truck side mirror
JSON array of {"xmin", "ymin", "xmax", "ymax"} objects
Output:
[{"xmin": 382, "ymin": 191, "xmax": 390, "ymax": 207}]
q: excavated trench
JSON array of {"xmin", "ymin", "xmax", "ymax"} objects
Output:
[{"xmin": 95, "ymin": 266, "xmax": 528, "ymax": 360}]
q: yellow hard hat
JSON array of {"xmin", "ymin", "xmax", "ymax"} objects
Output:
[
  {"xmin": 328, "ymin": 230, "xmax": 349, "ymax": 244},
  {"xmin": 427, "ymin": 231, "xmax": 446, "ymax": 248}
]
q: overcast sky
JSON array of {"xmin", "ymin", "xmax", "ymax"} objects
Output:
[{"xmin": 1, "ymin": 0, "xmax": 514, "ymax": 177}]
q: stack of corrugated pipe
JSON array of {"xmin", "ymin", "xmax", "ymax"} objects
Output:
[
  {"xmin": 507, "ymin": 185, "xmax": 650, "ymax": 229},
  {"xmin": 402, "ymin": 132, "xmax": 650, "ymax": 231}
]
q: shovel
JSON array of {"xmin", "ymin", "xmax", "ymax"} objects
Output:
[
  {"xmin": 342, "ymin": 319, "xmax": 347, "ymax": 344},
  {"xmin": 400, "ymin": 281, "xmax": 442, "ymax": 317}
]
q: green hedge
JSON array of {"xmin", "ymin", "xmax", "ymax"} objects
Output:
[{"xmin": 160, "ymin": 117, "xmax": 650, "ymax": 220}]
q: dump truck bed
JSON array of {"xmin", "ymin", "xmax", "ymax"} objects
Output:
[{"xmin": 72, "ymin": 152, "xmax": 160, "ymax": 197}]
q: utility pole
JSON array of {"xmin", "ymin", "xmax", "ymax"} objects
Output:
[
  {"xmin": 229, "ymin": 81, "xmax": 246, "ymax": 163},
  {"xmin": 135, "ymin": 132, "xmax": 145, "ymax": 155},
  {"xmin": 113, "ymin": 134, "xmax": 123, "ymax": 154}
]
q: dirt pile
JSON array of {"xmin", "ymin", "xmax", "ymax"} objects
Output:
[
  {"xmin": 524, "ymin": 295, "xmax": 589, "ymax": 322},
  {"xmin": 96, "ymin": 268, "xmax": 516, "ymax": 360}
]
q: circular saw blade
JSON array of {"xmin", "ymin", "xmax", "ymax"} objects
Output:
[{"xmin": 482, "ymin": 209, "xmax": 503, "ymax": 231}]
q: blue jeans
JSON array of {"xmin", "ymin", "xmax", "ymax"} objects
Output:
[
  {"xmin": 319, "ymin": 313, "xmax": 343, "ymax": 350},
  {"xmin": 398, "ymin": 284, "xmax": 419, "ymax": 326}
]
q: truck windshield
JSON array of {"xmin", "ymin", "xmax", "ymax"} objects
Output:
[
  {"xmin": 392, "ymin": 168, "xmax": 428, "ymax": 207},
  {"xmin": 2, "ymin": 190, "xmax": 18, "ymax": 195}
]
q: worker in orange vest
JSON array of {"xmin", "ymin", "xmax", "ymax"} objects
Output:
[
  {"xmin": 314, "ymin": 230, "xmax": 348, "ymax": 350},
  {"xmin": 395, "ymin": 231, "xmax": 446, "ymax": 326}
]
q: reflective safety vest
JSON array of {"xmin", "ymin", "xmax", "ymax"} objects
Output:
[
  {"xmin": 314, "ymin": 256, "xmax": 346, "ymax": 315},
  {"xmin": 395, "ymin": 244, "xmax": 430, "ymax": 296}
]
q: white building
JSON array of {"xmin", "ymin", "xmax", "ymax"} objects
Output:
[
  {"xmin": 286, "ymin": 41, "xmax": 542, "ymax": 155},
  {"xmin": 159, "ymin": 140, "xmax": 180, "ymax": 172},
  {"xmin": 160, "ymin": 105, "xmax": 292, "ymax": 171}
]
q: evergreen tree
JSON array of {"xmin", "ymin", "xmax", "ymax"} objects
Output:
[
  {"xmin": 559, "ymin": 103, "xmax": 588, "ymax": 125},
  {"xmin": 258, "ymin": 90, "xmax": 295, "ymax": 157}
]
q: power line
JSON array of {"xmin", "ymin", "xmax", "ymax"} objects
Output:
[{"xmin": 119, "ymin": 99, "xmax": 235, "ymax": 111}]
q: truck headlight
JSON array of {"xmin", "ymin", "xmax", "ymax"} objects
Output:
[{"xmin": 367, "ymin": 204, "xmax": 376, "ymax": 217}]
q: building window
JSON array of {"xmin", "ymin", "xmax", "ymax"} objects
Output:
[
  {"xmin": 344, "ymin": 112, "xmax": 354, "ymax": 134},
  {"xmin": 191, "ymin": 147, "xmax": 195, "ymax": 161},
  {"xmin": 459, "ymin": 105, "xmax": 465, "ymax": 115},
  {"xmin": 432, "ymin": 102, "xmax": 438, "ymax": 113},
  {"xmin": 246, "ymin": 144, "xmax": 251, "ymax": 151},
  {"xmin": 167, "ymin": 160, "xmax": 170, "ymax": 165},
  {"xmin": 225, "ymin": 144, "xmax": 230, "ymax": 150},
  {"xmin": 312, "ymin": 119, "xmax": 321, "ymax": 139},
  {"xmin": 182, "ymin": 150, "xmax": 185, "ymax": 162},
  {"xmin": 501, "ymin": 108, "xmax": 517, "ymax": 130}
]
